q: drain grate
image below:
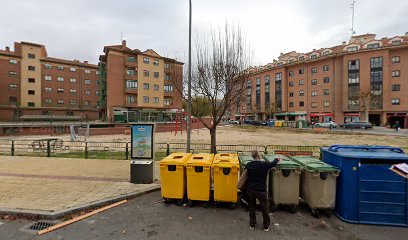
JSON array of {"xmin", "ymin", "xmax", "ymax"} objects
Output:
[{"xmin": 20, "ymin": 220, "xmax": 60, "ymax": 234}]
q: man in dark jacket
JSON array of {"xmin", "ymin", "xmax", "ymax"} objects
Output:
[{"xmin": 246, "ymin": 150, "xmax": 280, "ymax": 231}]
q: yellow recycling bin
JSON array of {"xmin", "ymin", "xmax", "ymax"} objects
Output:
[
  {"xmin": 160, "ymin": 152, "xmax": 192, "ymax": 204},
  {"xmin": 186, "ymin": 153, "xmax": 214, "ymax": 205},
  {"xmin": 212, "ymin": 153, "xmax": 240, "ymax": 208}
]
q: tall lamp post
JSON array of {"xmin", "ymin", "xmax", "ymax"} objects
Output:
[{"xmin": 186, "ymin": 0, "xmax": 192, "ymax": 152}]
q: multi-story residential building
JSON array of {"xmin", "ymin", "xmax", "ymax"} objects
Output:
[
  {"xmin": 0, "ymin": 42, "xmax": 100, "ymax": 121},
  {"xmin": 231, "ymin": 33, "xmax": 408, "ymax": 128},
  {"xmin": 99, "ymin": 40, "xmax": 183, "ymax": 122}
]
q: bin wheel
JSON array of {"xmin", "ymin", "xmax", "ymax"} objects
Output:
[
  {"xmin": 290, "ymin": 205, "xmax": 298, "ymax": 214},
  {"xmin": 270, "ymin": 204, "xmax": 278, "ymax": 212},
  {"xmin": 188, "ymin": 200, "xmax": 194, "ymax": 207},
  {"xmin": 214, "ymin": 202, "xmax": 219, "ymax": 208},
  {"xmin": 325, "ymin": 209, "xmax": 332, "ymax": 218},
  {"xmin": 229, "ymin": 203, "xmax": 237, "ymax": 210},
  {"xmin": 177, "ymin": 199, "xmax": 183, "ymax": 206},
  {"xmin": 311, "ymin": 209, "xmax": 320, "ymax": 218},
  {"xmin": 163, "ymin": 198, "xmax": 169, "ymax": 203}
]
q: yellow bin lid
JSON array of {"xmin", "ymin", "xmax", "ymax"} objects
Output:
[
  {"xmin": 213, "ymin": 153, "xmax": 239, "ymax": 167},
  {"xmin": 160, "ymin": 152, "xmax": 192, "ymax": 165},
  {"xmin": 186, "ymin": 153, "xmax": 214, "ymax": 166}
]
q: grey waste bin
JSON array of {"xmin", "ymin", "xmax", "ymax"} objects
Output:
[{"xmin": 130, "ymin": 160, "xmax": 154, "ymax": 184}]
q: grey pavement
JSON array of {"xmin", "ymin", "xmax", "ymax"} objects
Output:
[{"xmin": 1, "ymin": 191, "xmax": 407, "ymax": 240}]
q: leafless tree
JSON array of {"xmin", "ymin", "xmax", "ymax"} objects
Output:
[{"xmin": 172, "ymin": 23, "xmax": 251, "ymax": 153}]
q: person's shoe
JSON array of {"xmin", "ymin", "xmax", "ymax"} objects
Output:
[
  {"xmin": 250, "ymin": 226, "xmax": 255, "ymax": 230},
  {"xmin": 264, "ymin": 228, "xmax": 269, "ymax": 232}
]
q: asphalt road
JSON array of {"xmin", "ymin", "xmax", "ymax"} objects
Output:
[
  {"xmin": 330, "ymin": 126, "xmax": 408, "ymax": 136},
  {"xmin": 1, "ymin": 191, "xmax": 407, "ymax": 240}
]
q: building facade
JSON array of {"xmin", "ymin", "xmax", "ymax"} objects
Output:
[
  {"xmin": 231, "ymin": 33, "xmax": 408, "ymax": 128},
  {"xmin": 99, "ymin": 40, "xmax": 184, "ymax": 122},
  {"xmin": 0, "ymin": 42, "xmax": 100, "ymax": 122}
]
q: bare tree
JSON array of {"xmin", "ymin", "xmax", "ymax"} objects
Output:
[{"xmin": 172, "ymin": 23, "xmax": 251, "ymax": 153}]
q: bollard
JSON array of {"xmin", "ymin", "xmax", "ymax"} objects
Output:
[
  {"xmin": 264, "ymin": 145, "xmax": 268, "ymax": 154},
  {"xmin": 11, "ymin": 140, "xmax": 15, "ymax": 156},
  {"xmin": 166, "ymin": 143, "xmax": 170, "ymax": 156},
  {"xmin": 125, "ymin": 142, "xmax": 129, "ymax": 160},
  {"xmin": 85, "ymin": 142, "xmax": 88, "ymax": 159},
  {"xmin": 47, "ymin": 139, "xmax": 51, "ymax": 157}
]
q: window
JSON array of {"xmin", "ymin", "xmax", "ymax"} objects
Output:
[
  {"xmin": 143, "ymin": 57, "xmax": 150, "ymax": 64},
  {"xmin": 311, "ymin": 102, "xmax": 317, "ymax": 108},
  {"xmin": 367, "ymin": 43, "xmax": 380, "ymax": 49},
  {"xmin": 70, "ymin": 78, "xmax": 77, "ymax": 83},
  {"xmin": 277, "ymin": 62, "xmax": 283, "ymax": 66},
  {"xmin": 299, "ymin": 101, "xmax": 304, "ymax": 107},
  {"xmin": 299, "ymin": 56, "xmax": 305, "ymax": 61},
  {"xmin": 392, "ymin": 70, "xmax": 400, "ymax": 77},
  {"xmin": 96, "ymin": 80, "xmax": 99, "ymax": 85},
  {"xmin": 70, "ymin": 89, "xmax": 77, "ymax": 94},
  {"xmin": 311, "ymin": 67, "xmax": 317, "ymax": 74},
  {"xmin": 9, "ymin": 59, "xmax": 17, "ymax": 64},
  {"xmin": 28, "ymin": 78, "xmax": 35, "ymax": 83},
  {"xmin": 276, "ymin": 72, "xmax": 282, "ymax": 81},
  {"xmin": 370, "ymin": 57, "xmax": 382, "ymax": 68},
  {"xmin": 127, "ymin": 95, "xmax": 136, "ymax": 103},
  {"xmin": 57, "ymin": 88, "xmax": 64, "ymax": 93},
  {"xmin": 70, "ymin": 67, "xmax": 76, "ymax": 72},
  {"xmin": 70, "ymin": 100, "xmax": 77, "ymax": 105},
  {"xmin": 27, "ymin": 102, "xmax": 35, "ymax": 107},
  {"xmin": 323, "ymin": 101, "xmax": 330, "ymax": 107},
  {"xmin": 57, "ymin": 99, "xmax": 64, "ymax": 104},
  {"xmin": 28, "ymin": 53, "xmax": 35, "ymax": 59},
  {"xmin": 323, "ymin": 65, "xmax": 329, "ymax": 71},
  {"xmin": 348, "ymin": 60, "xmax": 360, "ymax": 70},
  {"xmin": 57, "ymin": 65, "xmax": 64, "ymax": 70},
  {"xmin": 153, "ymin": 59, "xmax": 159, "ymax": 66},
  {"xmin": 391, "ymin": 84, "xmax": 400, "ymax": 91},
  {"xmin": 127, "ymin": 56, "xmax": 135, "ymax": 62},
  {"xmin": 126, "ymin": 80, "xmax": 138, "ymax": 89},
  {"xmin": 289, "ymin": 92, "xmax": 294, "ymax": 97},
  {"xmin": 9, "ymin": 83, "xmax": 18, "ymax": 89},
  {"xmin": 44, "ymin": 87, "xmax": 52, "ymax": 93},
  {"xmin": 85, "ymin": 90, "xmax": 90, "ymax": 95},
  {"xmin": 96, "ymin": 91, "xmax": 99, "ymax": 96},
  {"xmin": 154, "ymin": 72, "xmax": 159, "ymax": 78},
  {"xmin": 348, "ymin": 72, "xmax": 360, "ymax": 83},
  {"xmin": 164, "ymin": 85, "xmax": 174, "ymax": 92},
  {"xmin": 299, "ymin": 68, "xmax": 304, "ymax": 74},
  {"xmin": 392, "ymin": 40, "xmax": 401, "ymax": 46},
  {"xmin": 289, "ymin": 102, "xmax": 294, "ymax": 107},
  {"xmin": 143, "ymin": 96, "xmax": 149, "ymax": 103},
  {"xmin": 311, "ymin": 79, "xmax": 317, "ymax": 85},
  {"xmin": 9, "ymin": 96, "xmax": 17, "ymax": 104},
  {"xmin": 289, "ymin": 81, "xmax": 294, "ymax": 87},
  {"xmin": 323, "ymin": 77, "xmax": 330, "ymax": 83},
  {"xmin": 9, "ymin": 71, "xmax": 18, "ymax": 77},
  {"xmin": 84, "ymin": 69, "xmax": 91, "ymax": 74},
  {"xmin": 256, "ymin": 78, "xmax": 260, "ymax": 85},
  {"xmin": 347, "ymin": 46, "xmax": 358, "ymax": 52},
  {"xmin": 154, "ymin": 97, "xmax": 159, "ymax": 103},
  {"xmin": 45, "ymin": 98, "xmax": 52, "ymax": 104},
  {"xmin": 57, "ymin": 77, "xmax": 64, "ymax": 82},
  {"xmin": 44, "ymin": 64, "xmax": 52, "ymax": 69},
  {"xmin": 84, "ymin": 100, "xmax": 90, "ymax": 106},
  {"xmin": 311, "ymin": 91, "xmax": 317, "ymax": 96},
  {"xmin": 289, "ymin": 71, "xmax": 294, "ymax": 76},
  {"xmin": 392, "ymin": 56, "xmax": 400, "ymax": 63},
  {"xmin": 28, "ymin": 66, "xmax": 35, "ymax": 71},
  {"xmin": 85, "ymin": 79, "xmax": 91, "ymax": 84},
  {"xmin": 96, "ymin": 70, "xmax": 99, "ymax": 75},
  {"xmin": 322, "ymin": 51, "xmax": 330, "ymax": 56},
  {"xmin": 154, "ymin": 84, "xmax": 159, "ymax": 91},
  {"xmin": 164, "ymin": 63, "xmax": 170, "ymax": 69},
  {"xmin": 127, "ymin": 68, "xmax": 136, "ymax": 76},
  {"xmin": 164, "ymin": 74, "xmax": 171, "ymax": 80},
  {"xmin": 310, "ymin": 54, "xmax": 317, "ymax": 60},
  {"xmin": 299, "ymin": 90, "xmax": 304, "ymax": 96},
  {"xmin": 143, "ymin": 70, "xmax": 149, "ymax": 77},
  {"xmin": 143, "ymin": 83, "xmax": 149, "ymax": 90},
  {"xmin": 323, "ymin": 89, "xmax": 330, "ymax": 95},
  {"xmin": 299, "ymin": 79, "xmax": 304, "ymax": 85},
  {"xmin": 391, "ymin": 99, "xmax": 400, "ymax": 105},
  {"xmin": 28, "ymin": 90, "xmax": 35, "ymax": 95},
  {"xmin": 164, "ymin": 98, "xmax": 171, "ymax": 106}
]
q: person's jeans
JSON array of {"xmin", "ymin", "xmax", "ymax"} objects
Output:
[{"xmin": 248, "ymin": 187, "xmax": 270, "ymax": 229}]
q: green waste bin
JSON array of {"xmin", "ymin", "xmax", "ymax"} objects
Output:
[
  {"xmin": 264, "ymin": 154, "xmax": 301, "ymax": 213},
  {"xmin": 238, "ymin": 153, "xmax": 254, "ymax": 173},
  {"xmin": 290, "ymin": 156, "xmax": 339, "ymax": 218}
]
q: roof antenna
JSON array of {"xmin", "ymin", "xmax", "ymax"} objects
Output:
[
  {"xmin": 350, "ymin": 1, "xmax": 356, "ymax": 37},
  {"xmin": 120, "ymin": 32, "xmax": 124, "ymax": 42}
]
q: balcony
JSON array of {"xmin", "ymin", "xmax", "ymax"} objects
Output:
[{"xmin": 125, "ymin": 88, "xmax": 138, "ymax": 94}]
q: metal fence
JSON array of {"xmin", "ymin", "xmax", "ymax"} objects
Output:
[{"xmin": 1, "ymin": 139, "xmax": 407, "ymax": 160}]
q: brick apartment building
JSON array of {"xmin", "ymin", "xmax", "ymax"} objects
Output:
[
  {"xmin": 99, "ymin": 40, "xmax": 184, "ymax": 122},
  {"xmin": 231, "ymin": 33, "xmax": 408, "ymax": 128},
  {"xmin": 0, "ymin": 42, "xmax": 100, "ymax": 122}
]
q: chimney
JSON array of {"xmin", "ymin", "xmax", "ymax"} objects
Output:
[
  {"xmin": 313, "ymin": 49, "xmax": 316, "ymax": 51},
  {"xmin": 280, "ymin": 52, "xmax": 283, "ymax": 56},
  {"xmin": 5, "ymin": 46, "xmax": 10, "ymax": 51},
  {"xmin": 122, "ymin": 40, "xmax": 126, "ymax": 49},
  {"xmin": 405, "ymin": 32, "xmax": 408, "ymax": 36},
  {"xmin": 84, "ymin": 60, "xmax": 88, "ymax": 64},
  {"xmin": 342, "ymin": 41, "xmax": 346, "ymax": 45}
]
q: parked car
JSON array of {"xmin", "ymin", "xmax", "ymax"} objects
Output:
[
  {"xmin": 228, "ymin": 119, "xmax": 239, "ymax": 124},
  {"xmin": 250, "ymin": 120, "xmax": 262, "ymax": 126},
  {"xmin": 314, "ymin": 121, "xmax": 338, "ymax": 128},
  {"xmin": 244, "ymin": 120, "xmax": 252, "ymax": 125},
  {"xmin": 340, "ymin": 121, "xmax": 373, "ymax": 129}
]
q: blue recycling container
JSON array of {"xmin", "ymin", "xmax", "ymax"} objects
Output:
[{"xmin": 322, "ymin": 145, "xmax": 408, "ymax": 226}]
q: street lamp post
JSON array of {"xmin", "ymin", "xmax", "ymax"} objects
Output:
[{"xmin": 186, "ymin": 0, "xmax": 192, "ymax": 153}]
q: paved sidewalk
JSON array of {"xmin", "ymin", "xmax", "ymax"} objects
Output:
[{"xmin": 0, "ymin": 156, "xmax": 160, "ymax": 218}]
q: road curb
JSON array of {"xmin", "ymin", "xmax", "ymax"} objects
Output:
[{"xmin": 0, "ymin": 184, "xmax": 161, "ymax": 220}]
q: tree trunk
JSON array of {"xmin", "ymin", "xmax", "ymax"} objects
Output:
[
  {"xmin": 365, "ymin": 109, "xmax": 369, "ymax": 122},
  {"xmin": 210, "ymin": 127, "xmax": 216, "ymax": 154}
]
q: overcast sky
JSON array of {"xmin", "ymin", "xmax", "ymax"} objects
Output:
[{"xmin": 1, "ymin": 0, "xmax": 407, "ymax": 66}]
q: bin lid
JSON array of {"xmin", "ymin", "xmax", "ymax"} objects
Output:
[
  {"xmin": 324, "ymin": 145, "xmax": 408, "ymax": 160},
  {"xmin": 212, "ymin": 154, "xmax": 240, "ymax": 167},
  {"xmin": 263, "ymin": 154, "xmax": 300, "ymax": 170},
  {"xmin": 302, "ymin": 161, "xmax": 339, "ymax": 172},
  {"xmin": 160, "ymin": 152, "xmax": 192, "ymax": 165},
  {"xmin": 290, "ymin": 156, "xmax": 321, "ymax": 165},
  {"xmin": 238, "ymin": 154, "xmax": 254, "ymax": 166},
  {"xmin": 186, "ymin": 153, "xmax": 214, "ymax": 166}
]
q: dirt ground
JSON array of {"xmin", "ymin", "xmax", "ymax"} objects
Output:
[{"xmin": 2, "ymin": 125, "xmax": 407, "ymax": 147}]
